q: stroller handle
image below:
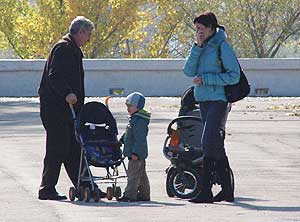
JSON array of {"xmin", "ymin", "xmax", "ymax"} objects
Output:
[
  {"xmin": 69, "ymin": 104, "xmax": 76, "ymax": 120},
  {"xmin": 167, "ymin": 116, "xmax": 202, "ymax": 135}
]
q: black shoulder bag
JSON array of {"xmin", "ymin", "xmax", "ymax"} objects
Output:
[{"xmin": 218, "ymin": 45, "xmax": 250, "ymax": 103}]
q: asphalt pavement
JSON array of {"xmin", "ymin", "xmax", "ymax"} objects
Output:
[{"xmin": 0, "ymin": 97, "xmax": 299, "ymax": 222}]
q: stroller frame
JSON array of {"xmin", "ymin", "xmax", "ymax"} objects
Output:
[
  {"xmin": 68, "ymin": 102, "xmax": 127, "ymax": 202},
  {"xmin": 163, "ymin": 86, "xmax": 234, "ymax": 199}
]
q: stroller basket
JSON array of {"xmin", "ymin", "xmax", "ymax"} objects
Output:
[{"xmin": 85, "ymin": 140, "xmax": 123, "ymax": 168}]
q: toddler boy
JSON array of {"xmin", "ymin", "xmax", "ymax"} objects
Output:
[{"xmin": 118, "ymin": 92, "xmax": 151, "ymax": 202}]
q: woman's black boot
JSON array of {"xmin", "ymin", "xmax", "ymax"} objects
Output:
[
  {"xmin": 189, "ymin": 157, "xmax": 214, "ymax": 203},
  {"xmin": 213, "ymin": 157, "xmax": 234, "ymax": 202}
]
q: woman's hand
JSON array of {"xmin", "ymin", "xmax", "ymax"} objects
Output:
[
  {"xmin": 196, "ymin": 30, "xmax": 204, "ymax": 47},
  {"xmin": 193, "ymin": 76, "xmax": 202, "ymax": 85}
]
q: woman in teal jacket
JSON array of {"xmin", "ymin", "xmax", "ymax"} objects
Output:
[{"xmin": 184, "ymin": 12, "xmax": 239, "ymax": 203}]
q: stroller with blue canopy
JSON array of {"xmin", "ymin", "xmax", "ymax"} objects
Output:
[{"xmin": 69, "ymin": 101, "xmax": 127, "ymax": 202}]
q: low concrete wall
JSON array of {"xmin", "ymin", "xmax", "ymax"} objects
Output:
[{"xmin": 0, "ymin": 59, "xmax": 299, "ymax": 97}]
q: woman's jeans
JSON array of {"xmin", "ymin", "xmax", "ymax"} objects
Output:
[{"xmin": 199, "ymin": 100, "xmax": 229, "ymax": 160}]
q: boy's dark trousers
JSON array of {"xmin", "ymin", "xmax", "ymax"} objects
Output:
[{"xmin": 123, "ymin": 159, "xmax": 150, "ymax": 201}]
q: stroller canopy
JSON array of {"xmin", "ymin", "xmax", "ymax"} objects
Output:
[{"xmin": 76, "ymin": 101, "xmax": 118, "ymax": 135}]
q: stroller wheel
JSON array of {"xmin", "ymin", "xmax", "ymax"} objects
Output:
[
  {"xmin": 93, "ymin": 189, "xmax": 100, "ymax": 202},
  {"xmin": 114, "ymin": 186, "xmax": 122, "ymax": 199},
  {"xmin": 166, "ymin": 182, "xmax": 174, "ymax": 197},
  {"xmin": 83, "ymin": 187, "xmax": 91, "ymax": 202},
  {"xmin": 166, "ymin": 167, "xmax": 175, "ymax": 197},
  {"xmin": 78, "ymin": 186, "xmax": 84, "ymax": 201},
  {"xmin": 69, "ymin": 187, "xmax": 76, "ymax": 201},
  {"xmin": 106, "ymin": 187, "xmax": 113, "ymax": 200},
  {"xmin": 169, "ymin": 168, "xmax": 202, "ymax": 199},
  {"xmin": 229, "ymin": 167, "xmax": 235, "ymax": 195}
]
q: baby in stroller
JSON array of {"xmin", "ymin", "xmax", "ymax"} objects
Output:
[
  {"xmin": 69, "ymin": 101, "xmax": 127, "ymax": 202},
  {"xmin": 163, "ymin": 86, "xmax": 234, "ymax": 199}
]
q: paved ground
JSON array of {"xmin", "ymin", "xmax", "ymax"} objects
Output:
[{"xmin": 0, "ymin": 97, "xmax": 299, "ymax": 222}]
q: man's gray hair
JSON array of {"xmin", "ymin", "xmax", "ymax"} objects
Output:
[{"xmin": 69, "ymin": 16, "xmax": 94, "ymax": 35}]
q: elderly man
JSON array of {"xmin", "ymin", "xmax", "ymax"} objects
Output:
[{"xmin": 38, "ymin": 16, "xmax": 105, "ymax": 200}]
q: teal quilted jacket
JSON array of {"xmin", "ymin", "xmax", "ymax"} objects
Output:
[{"xmin": 183, "ymin": 28, "xmax": 240, "ymax": 102}]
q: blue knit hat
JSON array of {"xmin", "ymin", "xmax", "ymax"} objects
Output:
[{"xmin": 125, "ymin": 92, "xmax": 145, "ymax": 109}]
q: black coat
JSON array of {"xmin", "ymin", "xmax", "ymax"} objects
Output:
[{"xmin": 38, "ymin": 34, "xmax": 85, "ymax": 116}]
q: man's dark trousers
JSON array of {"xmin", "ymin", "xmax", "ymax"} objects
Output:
[{"xmin": 39, "ymin": 101, "xmax": 80, "ymax": 194}]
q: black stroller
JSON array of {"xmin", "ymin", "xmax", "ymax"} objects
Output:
[
  {"xmin": 163, "ymin": 86, "xmax": 234, "ymax": 199},
  {"xmin": 68, "ymin": 101, "xmax": 127, "ymax": 202}
]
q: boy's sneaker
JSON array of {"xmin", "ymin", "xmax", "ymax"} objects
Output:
[{"xmin": 117, "ymin": 196, "xmax": 136, "ymax": 202}]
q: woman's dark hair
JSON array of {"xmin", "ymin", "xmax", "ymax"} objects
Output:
[{"xmin": 193, "ymin": 12, "xmax": 224, "ymax": 30}]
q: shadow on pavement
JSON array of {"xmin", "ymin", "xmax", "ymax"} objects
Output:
[
  {"xmin": 221, "ymin": 196, "xmax": 300, "ymax": 212},
  {"xmin": 67, "ymin": 199, "xmax": 185, "ymax": 207}
]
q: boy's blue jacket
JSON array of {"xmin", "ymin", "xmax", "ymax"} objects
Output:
[
  {"xmin": 123, "ymin": 109, "xmax": 151, "ymax": 160},
  {"xmin": 183, "ymin": 28, "xmax": 240, "ymax": 102}
]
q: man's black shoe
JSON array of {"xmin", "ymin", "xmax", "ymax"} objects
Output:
[{"xmin": 38, "ymin": 192, "xmax": 67, "ymax": 200}]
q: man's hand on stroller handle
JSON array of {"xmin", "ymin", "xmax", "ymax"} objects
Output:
[
  {"xmin": 67, "ymin": 93, "xmax": 77, "ymax": 120},
  {"xmin": 66, "ymin": 93, "xmax": 77, "ymax": 105}
]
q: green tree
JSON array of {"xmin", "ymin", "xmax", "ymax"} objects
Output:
[
  {"xmin": 218, "ymin": 0, "xmax": 300, "ymax": 57},
  {"xmin": 0, "ymin": 0, "xmax": 156, "ymax": 58},
  {"xmin": 66, "ymin": 0, "xmax": 155, "ymax": 58},
  {"xmin": 0, "ymin": 0, "xmax": 31, "ymax": 58},
  {"xmin": 0, "ymin": 0, "xmax": 71, "ymax": 58},
  {"xmin": 143, "ymin": 0, "xmax": 300, "ymax": 58},
  {"xmin": 144, "ymin": 0, "xmax": 220, "ymax": 58}
]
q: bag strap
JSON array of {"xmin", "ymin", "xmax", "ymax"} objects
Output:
[
  {"xmin": 217, "ymin": 42, "xmax": 226, "ymax": 73},
  {"xmin": 218, "ymin": 42, "xmax": 242, "ymax": 73}
]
